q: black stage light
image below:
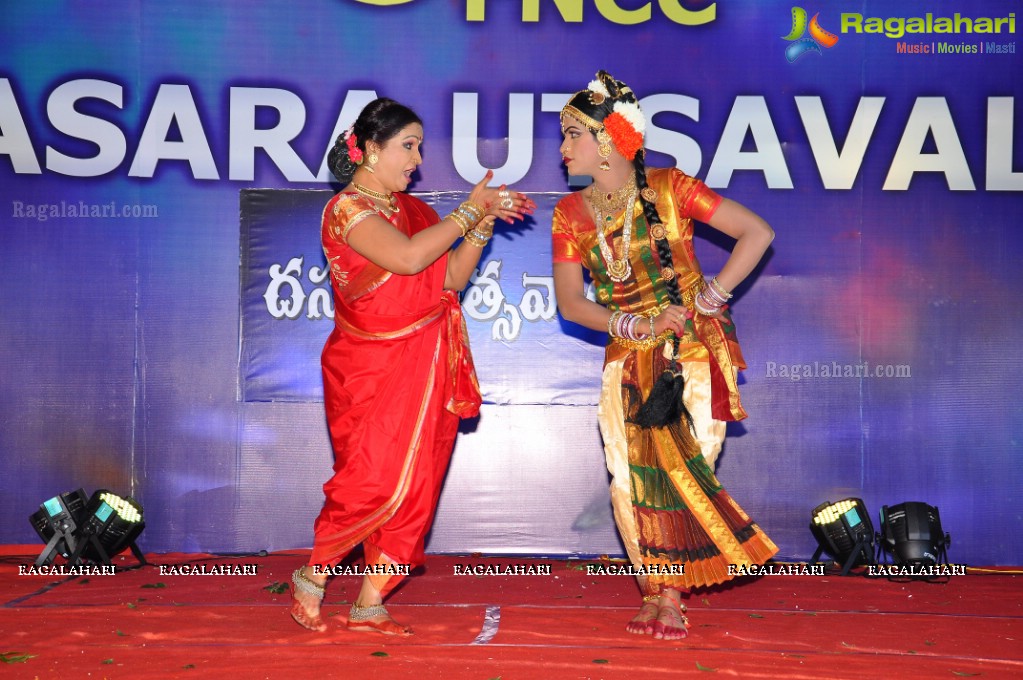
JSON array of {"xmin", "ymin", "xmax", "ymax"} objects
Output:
[
  {"xmin": 878, "ymin": 501, "xmax": 950, "ymax": 569},
  {"xmin": 67, "ymin": 490, "xmax": 147, "ymax": 567},
  {"xmin": 809, "ymin": 498, "xmax": 875, "ymax": 575},
  {"xmin": 30, "ymin": 489, "xmax": 146, "ymax": 569},
  {"xmin": 29, "ymin": 489, "xmax": 89, "ymax": 568}
]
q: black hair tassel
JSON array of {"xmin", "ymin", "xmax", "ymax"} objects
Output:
[{"xmin": 631, "ymin": 339, "xmax": 696, "ymax": 432}]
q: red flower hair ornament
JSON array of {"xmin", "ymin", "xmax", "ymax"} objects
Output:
[
  {"xmin": 603, "ymin": 111, "xmax": 644, "ymax": 161},
  {"xmin": 345, "ymin": 128, "xmax": 363, "ymax": 165}
]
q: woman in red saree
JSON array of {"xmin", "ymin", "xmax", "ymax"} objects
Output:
[
  {"xmin": 290, "ymin": 98, "xmax": 534, "ymax": 636},
  {"xmin": 552, "ymin": 73, "xmax": 778, "ymax": 640}
]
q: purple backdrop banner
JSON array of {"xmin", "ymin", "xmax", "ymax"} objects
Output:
[{"xmin": 1, "ymin": 1, "xmax": 1020, "ymax": 564}]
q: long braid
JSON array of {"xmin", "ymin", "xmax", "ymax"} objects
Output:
[
  {"xmin": 633, "ymin": 151, "xmax": 682, "ymax": 307},
  {"xmin": 631, "ymin": 149, "xmax": 695, "ymax": 432}
]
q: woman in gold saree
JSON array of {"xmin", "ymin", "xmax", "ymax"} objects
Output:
[{"xmin": 552, "ymin": 72, "xmax": 778, "ymax": 640}]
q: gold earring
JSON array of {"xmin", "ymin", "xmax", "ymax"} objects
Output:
[
  {"xmin": 596, "ymin": 129, "xmax": 612, "ymax": 171},
  {"xmin": 363, "ymin": 152, "xmax": 378, "ymax": 173}
]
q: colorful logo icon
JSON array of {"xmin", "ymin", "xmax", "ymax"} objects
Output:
[{"xmin": 782, "ymin": 7, "xmax": 839, "ymax": 62}]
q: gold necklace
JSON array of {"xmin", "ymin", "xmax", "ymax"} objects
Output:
[
  {"xmin": 588, "ymin": 173, "xmax": 637, "ymax": 219},
  {"xmin": 588, "ymin": 174, "xmax": 637, "ymax": 282},
  {"xmin": 352, "ymin": 182, "xmax": 400, "ymax": 215}
]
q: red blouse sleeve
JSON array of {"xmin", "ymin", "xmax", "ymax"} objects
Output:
[
  {"xmin": 325, "ymin": 193, "xmax": 378, "ymax": 245},
  {"xmin": 672, "ymin": 169, "xmax": 722, "ymax": 223},
  {"xmin": 551, "ymin": 202, "xmax": 582, "ymax": 264}
]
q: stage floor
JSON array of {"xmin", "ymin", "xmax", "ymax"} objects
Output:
[{"xmin": 2, "ymin": 549, "xmax": 1021, "ymax": 679}]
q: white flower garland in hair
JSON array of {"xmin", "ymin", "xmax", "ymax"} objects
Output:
[
  {"xmin": 612, "ymin": 101, "xmax": 646, "ymax": 137},
  {"xmin": 588, "ymin": 79, "xmax": 610, "ymax": 97}
]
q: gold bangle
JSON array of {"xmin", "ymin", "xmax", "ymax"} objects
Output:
[
  {"xmin": 457, "ymin": 201, "xmax": 485, "ymax": 224},
  {"xmin": 446, "ymin": 210, "xmax": 472, "ymax": 237},
  {"xmin": 463, "ymin": 229, "xmax": 490, "ymax": 248},
  {"xmin": 609, "ymin": 303, "xmax": 672, "ymax": 349},
  {"xmin": 607, "ymin": 310, "xmax": 622, "ymax": 337},
  {"xmin": 473, "ymin": 221, "xmax": 494, "ymax": 239},
  {"xmin": 710, "ymin": 276, "xmax": 733, "ymax": 299}
]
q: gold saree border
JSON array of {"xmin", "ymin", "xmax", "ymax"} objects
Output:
[
  {"xmin": 314, "ymin": 336, "xmax": 442, "ymax": 563},
  {"xmin": 597, "ymin": 358, "xmax": 644, "ymax": 567}
]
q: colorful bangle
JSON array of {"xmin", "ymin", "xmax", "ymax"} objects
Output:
[
  {"xmin": 625, "ymin": 315, "xmax": 637, "ymax": 341},
  {"xmin": 609, "ymin": 311, "xmax": 657, "ymax": 340},
  {"xmin": 615, "ymin": 312, "xmax": 633, "ymax": 340},
  {"xmin": 702, "ymin": 278, "xmax": 730, "ymax": 307},
  {"xmin": 710, "ymin": 276, "xmax": 733, "ymax": 300},
  {"xmin": 694, "ymin": 291, "xmax": 723, "ymax": 316},
  {"xmin": 703, "ymin": 286, "xmax": 729, "ymax": 307}
]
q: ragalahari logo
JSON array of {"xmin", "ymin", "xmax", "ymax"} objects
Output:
[{"xmin": 782, "ymin": 7, "xmax": 839, "ymax": 62}]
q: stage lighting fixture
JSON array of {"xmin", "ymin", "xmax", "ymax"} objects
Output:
[
  {"xmin": 29, "ymin": 489, "xmax": 89, "ymax": 568},
  {"xmin": 67, "ymin": 490, "xmax": 147, "ymax": 567},
  {"xmin": 879, "ymin": 502, "xmax": 950, "ymax": 570},
  {"xmin": 30, "ymin": 489, "xmax": 146, "ymax": 569},
  {"xmin": 809, "ymin": 498, "xmax": 875, "ymax": 575}
]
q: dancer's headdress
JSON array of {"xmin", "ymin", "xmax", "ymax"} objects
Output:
[{"xmin": 561, "ymin": 71, "xmax": 646, "ymax": 162}]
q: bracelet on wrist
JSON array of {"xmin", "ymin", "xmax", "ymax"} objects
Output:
[
  {"xmin": 694, "ymin": 291, "xmax": 723, "ymax": 316},
  {"xmin": 446, "ymin": 201, "xmax": 485, "ymax": 237},
  {"xmin": 709, "ymin": 276, "xmax": 733, "ymax": 300},
  {"xmin": 446, "ymin": 210, "xmax": 472, "ymax": 237},
  {"xmin": 607, "ymin": 310, "xmax": 623, "ymax": 337},
  {"xmin": 457, "ymin": 201, "xmax": 485, "ymax": 224},
  {"xmin": 463, "ymin": 228, "xmax": 491, "ymax": 248},
  {"xmin": 703, "ymin": 287, "xmax": 729, "ymax": 307}
]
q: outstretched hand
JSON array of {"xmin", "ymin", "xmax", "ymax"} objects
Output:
[{"xmin": 468, "ymin": 170, "xmax": 537, "ymax": 224}]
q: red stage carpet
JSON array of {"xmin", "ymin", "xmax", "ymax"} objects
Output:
[{"xmin": 2, "ymin": 549, "xmax": 1020, "ymax": 679}]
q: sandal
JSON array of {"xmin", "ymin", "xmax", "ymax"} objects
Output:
[
  {"xmin": 290, "ymin": 568, "xmax": 328, "ymax": 632},
  {"xmin": 346, "ymin": 602, "xmax": 413, "ymax": 636}
]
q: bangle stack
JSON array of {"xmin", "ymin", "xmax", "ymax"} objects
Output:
[
  {"xmin": 463, "ymin": 220, "xmax": 494, "ymax": 248},
  {"xmin": 694, "ymin": 276, "xmax": 732, "ymax": 315},
  {"xmin": 446, "ymin": 201, "xmax": 486, "ymax": 237},
  {"xmin": 607, "ymin": 310, "xmax": 652, "ymax": 341}
]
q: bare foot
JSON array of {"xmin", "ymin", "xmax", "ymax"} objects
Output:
[
  {"xmin": 625, "ymin": 599, "xmax": 659, "ymax": 635},
  {"xmin": 651, "ymin": 593, "xmax": 689, "ymax": 641},
  {"xmin": 290, "ymin": 567, "xmax": 327, "ymax": 632}
]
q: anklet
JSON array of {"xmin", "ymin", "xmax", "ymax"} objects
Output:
[
  {"xmin": 292, "ymin": 568, "xmax": 325, "ymax": 601},
  {"xmin": 349, "ymin": 602, "xmax": 389, "ymax": 621}
]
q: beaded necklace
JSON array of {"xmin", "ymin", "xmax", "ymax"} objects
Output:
[{"xmin": 588, "ymin": 174, "xmax": 637, "ymax": 282}]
